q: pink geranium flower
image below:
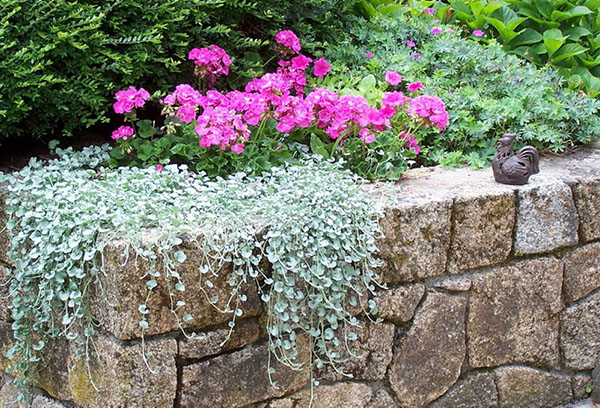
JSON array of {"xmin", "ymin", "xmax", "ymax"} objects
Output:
[
  {"xmin": 113, "ymin": 86, "xmax": 150, "ymax": 114},
  {"xmin": 407, "ymin": 81, "xmax": 423, "ymax": 92},
  {"xmin": 411, "ymin": 52, "xmax": 421, "ymax": 58},
  {"xmin": 313, "ymin": 58, "xmax": 331, "ymax": 78},
  {"xmin": 385, "ymin": 71, "xmax": 402, "ymax": 86},
  {"xmin": 406, "ymin": 40, "xmax": 416, "ymax": 48},
  {"xmin": 431, "ymin": 28, "xmax": 442, "ymax": 35},
  {"xmin": 364, "ymin": 52, "xmax": 374, "ymax": 57},
  {"xmin": 473, "ymin": 30, "xmax": 485, "ymax": 37},
  {"xmin": 275, "ymin": 30, "xmax": 301, "ymax": 53},
  {"xmin": 424, "ymin": 8, "xmax": 435, "ymax": 14},
  {"xmin": 291, "ymin": 55, "xmax": 312, "ymax": 71},
  {"xmin": 111, "ymin": 125, "xmax": 135, "ymax": 141}
]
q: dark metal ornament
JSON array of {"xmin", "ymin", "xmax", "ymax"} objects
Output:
[{"xmin": 492, "ymin": 134, "xmax": 539, "ymax": 185}]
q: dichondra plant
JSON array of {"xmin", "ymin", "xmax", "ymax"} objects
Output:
[{"xmin": 0, "ymin": 145, "xmax": 385, "ymax": 391}]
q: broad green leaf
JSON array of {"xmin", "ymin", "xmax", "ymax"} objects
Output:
[
  {"xmin": 509, "ymin": 28, "xmax": 543, "ymax": 46},
  {"xmin": 552, "ymin": 43, "xmax": 589, "ymax": 63},
  {"xmin": 543, "ymin": 28, "xmax": 567, "ymax": 56},
  {"xmin": 558, "ymin": 6, "xmax": 593, "ymax": 22},
  {"xmin": 358, "ymin": 74, "xmax": 377, "ymax": 92},
  {"xmin": 310, "ymin": 134, "xmax": 329, "ymax": 159},
  {"xmin": 534, "ymin": 0, "xmax": 555, "ymax": 19},
  {"xmin": 451, "ymin": 1, "xmax": 473, "ymax": 16},
  {"xmin": 377, "ymin": 4, "xmax": 403, "ymax": 14},
  {"xmin": 359, "ymin": 0, "xmax": 377, "ymax": 18},
  {"xmin": 563, "ymin": 26, "xmax": 592, "ymax": 41},
  {"xmin": 485, "ymin": 17, "xmax": 520, "ymax": 42}
]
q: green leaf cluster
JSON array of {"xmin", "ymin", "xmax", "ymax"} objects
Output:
[
  {"xmin": 0, "ymin": 146, "xmax": 383, "ymax": 386},
  {"xmin": 435, "ymin": 0, "xmax": 600, "ymax": 96},
  {"xmin": 323, "ymin": 14, "xmax": 600, "ymax": 167},
  {"xmin": 0, "ymin": 0, "xmax": 355, "ymax": 145}
]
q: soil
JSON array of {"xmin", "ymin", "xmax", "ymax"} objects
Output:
[{"xmin": 0, "ymin": 128, "xmax": 113, "ymax": 173}]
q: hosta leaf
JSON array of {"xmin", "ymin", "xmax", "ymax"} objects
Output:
[
  {"xmin": 552, "ymin": 43, "xmax": 589, "ymax": 63},
  {"xmin": 509, "ymin": 28, "xmax": 543, "ymax": 47},
  {"xmin": 543, "ymin": 28, "xmax": 567, "ymax": 56}
]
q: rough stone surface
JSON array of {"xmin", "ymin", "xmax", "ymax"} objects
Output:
[
  {"xmin": 563, "ymin": 243, "xmax": 600, "ymax": 303},
  {"xmin": 0, "ymin": 184, "xmax": 11, "ymax": 267},
  {"xmin": 92, "ymin": 238, "xmax": 262, "ymax": 340},
  {"xmin": 514, "ymin": 180, "xmax": 579, "ymax": 255},
  {"xmin": 468, "ymin": 257, "xmax": 563, "ymax": 368},
  {"xmin": 31, "ymin": 396, "xmax": 68, "ymax": 408},
  {"xmin": 495, "ymin": 366, "xmax": 572, "ymax": 408},
  {"xmin": 592, "ymin": 360, "xmax": 600, "ymax": 403},
  {"xmin": 572, "ymin": 373, "xmax": 593, "ymax": 400},
  {"xmin": 0, "ymin": 264, "xmax": 11, "ymax": 321},
  {"xmin": 388, "ymin": 292, "xmax": 466, "ymax": 408},
  {"xmin": 431, "ymin": 276, "xmax": 472, "ymax": 292},
  {"xmin": 561, "ymin": 291, "xmax": 600, "ymax": 370},
  {"xmin": 368, "ymin": 389, "xmax": 396, "ymax": 408},
  {"xmin": 65, "ymin": 333, "xmax": 177, "ymax": 408},
  {"xmin": 181, "ymin": 340, "xmax": 309, "ymax": 407},
  {"xmin": 573, "ymin": 179, "xmax": 600, "ymax": 242},
  {"xmin": 429, "ymin": 373, "xmax": 498, "ymax": 408},
  {"xmin": 179, "ymin": 317, "xmax": 260, "ymax": 360},
  {"xmin": 447, "ymin": 189, "xmax": 515, "ymax": 273},
  {"xmin": 258, "ymin": 382, "xmax": 374, "ymax": 408},
  {"xmin": 377, "ymin": 197, "xmax": 452, "ymax": 283},
  {"xmin": 0, "ymin": 377, "xmax": 22, "ymax": 408},
  {"xmin": 317, "ymin": 320, "xmax": 395, "ymax": 382},
  {"xmin": 373, "ymin": 283, "xmax": 424, "ymax": 323}
]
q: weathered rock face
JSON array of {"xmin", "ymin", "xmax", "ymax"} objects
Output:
[
  {"xmin": 495, "ymin": 366, "xmax": 572, "ymax": 408},
  {"xmin": 258, "ymin": 382, "xmax": 374, "ymax": 408},
  {"xmin": 377, "ymin": 197, "xmax": 452, "ymax": 283},
  {"xmin": 373, "ymin": 283, "xmax": 424, "ymax": 323},
  {"xmin": 447, "ymin": 189, "xmax": 515, "ymax": 273},
  {"xmin": 388, "ymin": 292, "xmax": 466, "ymax": 408},
  {"xmin": 573, "ymin": 178, "xmax": 600, "ymax": 242},
  {"xmin": 513, "ymin": 180, "xmax": 579, "ymax": 255},
  {"xmin": 92, "ymin": 238, "xmax": 263, "ymax": 340},
  {"xmin": 572, "ymin": 372, "xmax": 593, "ymax": 400},
  {"xmin": 31, "ymin": 395, "xmax": 68, "ymax": 408},
  {"xmin": 0, "ymin": 185, "xmax": 11, "ymax": 267},
  {"xmin": 179, "ymin": 317, "xmax": 260, "ymax": 360},
  {"xmin": 0, "ymin": 265, "xmax": 11, "ymax": 322},
  {"xmin": 468, "ymin": 257, "xmax": 563, "ymax": 368},
  {"xmin": 561, "ymin": 291, "xmax": 600, "ymax": 370},
  {"xmin": 67, "ymin": 334, "xmax": 178, "ymax": 408},
  {"xmin": 563, "ymin": 242, "xmax": 600, "ymax": 303},
  {"xmin": 317, "ymin": 320, "xmax": 395, "ymax": 382},
  {"xmin": 429, "ymin": 373, "xmax": 498, "ymax": 408},
  {"xmin": 180, "ymin": 340, "xmax": 309, "ymax": 407},
  {"xmin": 368, "ymin": 389, "xmax": 396, "ymax": 408}
]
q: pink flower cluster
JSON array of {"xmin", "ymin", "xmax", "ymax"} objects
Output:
[
  {"xmin": 113, "ymin": 86, "xmax": 150, "ymax": 114},
  {"xmin": 188, "ymin": 45, "xmax": 231, "ymax": 83},
  {"xmin": 111, "ymin": 30, "xmax": 449, "ymax": 157},
  {"xmin": 111, "ymin": 125, "xmax": 135, "ymax": 140},
  {"xmin": 407, "ymin": 95, "xmax": 449, "ymax": 130},
  {"xmin": 161, "ymin": 84, "xmax": 204, "ymax": 123},
  {"xmin": 275, "ymin": 30, "xmax": 301, "ymax": 54}
]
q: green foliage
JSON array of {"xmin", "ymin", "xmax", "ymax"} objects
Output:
[
  {"xmin": 0, "ymin": 0, "xmax": 354, "ymax": 144},
  {"xmin": 435, "ymin": 0, "xmax": 600, "ymax": 96},
  {"xmin": 0, "ymin": 146, "xmax": 383, "ymax": 387},
  {"xmin": 323, "ymin": 14, "xmax": 600, "ymax": 166}
]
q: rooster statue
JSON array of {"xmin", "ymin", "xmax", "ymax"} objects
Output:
[{"xmin": 492, "ymin": 134, "xmax": 539, "ymax": 185}]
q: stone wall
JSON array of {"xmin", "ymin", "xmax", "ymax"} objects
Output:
[{"xmin": 1, "ymin": 148, "xmax": 600, "ymax": 408}]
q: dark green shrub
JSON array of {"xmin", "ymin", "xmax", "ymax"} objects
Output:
[
  {"xmin": 323, "ymin": 14, "xmax": 600, "ymax": 166},
  {"xmin": 0, "ymin": 0, "xmax": 354, "ymax": 144}
]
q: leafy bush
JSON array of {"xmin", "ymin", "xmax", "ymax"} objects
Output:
[
  {"xmin": 432, "ymin": 0, "xmax": 600, "ymax": 97},
  {"xmin": 0, "ymin": 0, "xmax": 354, "ymax": 144},
  {"xmin": 323, "ymin": 14, "xmax": 600, "ymax": 166},
  {"xmin": 0, "ymin": 146, "xmax": 383, "ymax": 393},
  {"xmin": 107, "ymin": 32, "xmax": 448, "ymax": 180}
]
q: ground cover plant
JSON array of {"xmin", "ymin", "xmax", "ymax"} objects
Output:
[
  {"xmin": 0, "ymin": 145, "xmax": 386, "ymax": 400},
  {"xmin": 324, "ymin": 10, "xmax": 600, "ymax": 167},
  {"xmin": 0, "ymin": 0, "xmax": 354, "ymax": 145},
  {"xmin": 108, "ymin": 31, "xmax": 449, "ymax": 180}
]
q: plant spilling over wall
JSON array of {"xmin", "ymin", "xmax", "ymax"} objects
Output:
[
  {"xmin": 323, "ymin": 12, "xmax": 600, "ymax": 167},
  {"xmin": 108, "ymin": 30, "xmax": 449, "ymax": 180},
  {"xmin": 0, "ymin": 0, "xmax": 354, "ymax": 144},
  {"xmin": 0, "ymin": 146, "xmax": 384, "ymax": 392}
]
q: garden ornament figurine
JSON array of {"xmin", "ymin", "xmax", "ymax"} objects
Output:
[{"xmin": 492, "ymin": 133, "xmax": 539, "ymax": 185}]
